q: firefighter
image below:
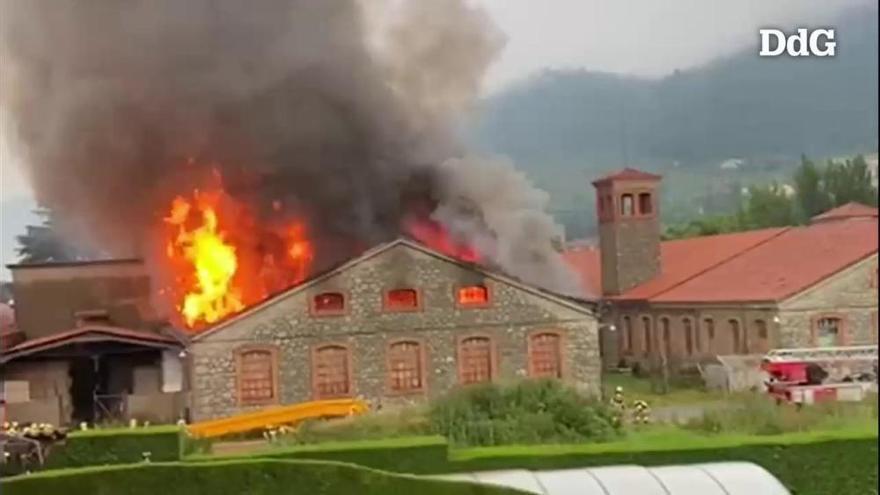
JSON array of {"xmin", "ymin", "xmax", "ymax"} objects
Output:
[
  {"xmin": 632, "ymin": 399, "xmax": 651, "ymax": 425},
  {"xmin": 609, "ymin": 386, "xmax": 626, "ymax": 427}
]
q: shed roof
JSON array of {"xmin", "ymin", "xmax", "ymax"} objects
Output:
[{"xmin": 0, "ymin": 325, "xmax": 180, "ymax": 363}]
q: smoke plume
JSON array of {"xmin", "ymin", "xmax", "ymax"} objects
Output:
[{"xmin": 0, "ymin": 0, "xmax": 582, "ymax": 297}]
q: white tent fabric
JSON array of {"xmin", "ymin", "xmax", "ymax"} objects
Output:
[{"xmin": 433, "ymin": 462, "xmax": 791, "ymax": 495}]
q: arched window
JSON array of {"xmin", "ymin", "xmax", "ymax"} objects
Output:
[
  {"xmin": 683, "ymin": 318, "xmax": 694, "ymax": 356},
  {"xmin": 457, "ymin": 285, "xmax": 490, "ymax": 306},
  {"xmin": 703, "ymin": 318, "xmax": 715, "ymax": 353},
  {"xmin": 458, "ymin": 335, "xmax": 493, "ymax": 384},
  {"xmin": 385, "ymin": 288, "xmax": 419, "ymax": 311},
  {"xmin": 529, "ymin": 331, "xmax": 563, "ymax": 379},
  {"xmin": 660, "ymin": 317, "xmax": 671, "ymax": 357},
  {"xmin": 620, "ymin": 194, "xmax": 634, "ymax": 216},
  {"xmin": 388, "ymin": 340, "xmax": 424, "ymax": 393},
  {"xmin": 753, "ymin": 319, "xmax": 769, "ymax": 353},
  {"xmin": 813, "ymin": 316, "xmax": 844, "ymax": 347},
  {"xmin": 729, "ymin": 319, "xmax": 744, "ymax": 353},
  {"xmin": 312, "ymin": 292, "xmax": 345, "ymax": 315},
  {"xmin": 638, "ymin": 193, "xmax": 653, "ymax": 215},
  {"xmin": 312, "ymin": 344, "xmax": 351, "ymax": 399},
  {"xmin": 641, "ymin": 316, "xmax": 652, "ymax": 355},
  {"xmin": 621, "ymin": 316, "xmax": 633, "ymax": 354},
  {"xmin": 236, "ymin": 347, "xmax": 278, "ymax": 406}
]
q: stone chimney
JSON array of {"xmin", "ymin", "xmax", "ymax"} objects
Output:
[{"xmin": 592, "ymin": 168, "xmax": 662, "ymax": 296}]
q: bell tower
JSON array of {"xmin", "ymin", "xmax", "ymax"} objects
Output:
[{"xmin": 592, "ymin": 168, "xmax": 662, "ymax": 296}]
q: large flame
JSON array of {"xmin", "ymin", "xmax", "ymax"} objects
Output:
[
  {"xmin": 162, "ymin": 174, "xmax": 314, "ymax": 329},
  {"xmin": 164, "ymin": 192, "xmax": 244, "ymax": 327}
]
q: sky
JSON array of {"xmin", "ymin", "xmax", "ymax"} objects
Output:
[{"xmin": 0, "ymin": 0, "xmax": 872, "ymax": 275}]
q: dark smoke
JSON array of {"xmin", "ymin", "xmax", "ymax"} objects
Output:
[{"xmin": 0, "ymin": 0, "xmax": 582, "ymax": 297}]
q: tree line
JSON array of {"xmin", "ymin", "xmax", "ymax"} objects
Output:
[{"xmin": 663, "ymin": 155, "xmax": 878, "ymax": 240}]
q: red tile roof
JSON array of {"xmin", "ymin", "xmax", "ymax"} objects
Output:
[
  {"xmin": 565, "ymin": 207, "xmax": 878, "ymax": 304},
  {"xmin": 591, "ymin": 168, "xmax": 662, "ymax": 186},
  {"xmin": 811, "ymin": 202, "xmax": 878, "ymax": 223},
  {"xmin": 1, "ymin": 325, "xmax": 179, "ymax": 361}
]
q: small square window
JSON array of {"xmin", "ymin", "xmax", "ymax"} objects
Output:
[
  {"xmin": 385, "ymin": 288, "xmax": 419, "ymax": 311},
  {"xmin": 457, "ymin": 285, "xmax": 489, "ymax": 306},
  {"xmin": 313, "ymin": 292, "xmax": 345, "ymax": 315}
]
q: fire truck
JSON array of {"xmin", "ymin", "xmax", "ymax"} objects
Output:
[{"xmin": 761, "ymin": 345, "xmax": 878, "ymax": 405}]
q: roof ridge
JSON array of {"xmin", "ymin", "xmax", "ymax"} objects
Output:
[{"xmin": 644, "ymin": 226, "xmax": 793, "ymax": 300}]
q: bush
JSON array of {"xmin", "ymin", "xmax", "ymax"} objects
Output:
[
  {"xmin": 1, "ymin": 426, "xmax": 183, "ymax": 475},
  {"xmin": 686, "ymin": 395, "xmax": 878, "ymax": 436},
  {"xmin": 47, "ymin": 426, "xmax": 183, "ymax": 468},
  {"xmin": 195, "ymin": 436, "xmax": 449, "ymax": 474},
  {"xmin": 293, "ymin": 408, "xmax": 433, "ymax": 444},
  {"xmin": 429, "ymin": 379, "xmax": 620, "ymax": 446},
  {"xmin": 0, "ymin": 459, "xmax": 524, "ymax": 495}
]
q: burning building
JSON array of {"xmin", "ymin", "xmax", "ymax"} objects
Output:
[{"xmin": 0, "ymin": 0, "xmax": 599, "ymax": 425}]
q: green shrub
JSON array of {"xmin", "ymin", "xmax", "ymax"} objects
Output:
[
  {"xmin": 44, "ymin": 426, "xmax": 183, "ymax": 469},
  {"xmin": 429, "ymin": 379, "xmax": 620, "ymax": 446},
  {"xmin": 293, "ymin": 408, "xmax": 433, "ymax": 444},
  {"xmin": 686, "ymin": 396, "xmax": 878, "ymax": 435},
  {"xmin": 0, "ymin": 459, "xmax": 525, "ymax": 495},
  {"xmin": 195, "ymin": 436, "xmax": 449, "ymax": 474}
]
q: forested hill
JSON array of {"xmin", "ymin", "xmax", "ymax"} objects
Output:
[{"xmin": 470, "ymin": 6, "xmax": 878, "ymax": 237}]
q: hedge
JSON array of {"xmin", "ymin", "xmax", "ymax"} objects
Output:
[
  {"xmin": 446, "ymin": 430, "xmax": 878, "ymax": 495},
  {"xmin": 191, "ymin": 436, "xmax": 449, "ymax": 474},
  {"xmin": 0, "ymin": 459, "xmax": 526, "ymax": 495},
  {"xmin": 35, "ymin": 426, "xmax": 182, "ymax": 470}
]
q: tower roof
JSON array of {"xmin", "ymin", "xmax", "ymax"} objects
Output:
[{"xmin": 592, "ymin": 168, "xmax": 662, "ymax": 187}]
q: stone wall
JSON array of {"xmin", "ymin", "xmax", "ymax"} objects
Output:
[
  {"xmin": 609, "ymin": 304, "xmax": 778, "ymax": 368},
  {"xmin": 778, "ymin": 254, "xmax": 878, "ymax": 346},
  {"xmin": 189, "ymin": 243, "xmax": 600, "ymax": 421}
]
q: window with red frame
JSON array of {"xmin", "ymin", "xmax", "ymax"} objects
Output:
[
  {"xmin": 459, "ymin": 336, "xmax": 492, "ymax": 384},
  {"xmin": 529, "ymin": 332, "xmax": 562, "ymax": 378},
  {"xmin": 388, "ymin": 341, "xmax": 424, "ymax": 393},
  {"xmin": 313, "ymin": 292, "xmax": 345, "ymax": 313},
  {"xmin": 238, "ymin": 349, "xmax": 276, "ymax": 405},
  {"xmin": 313, "ymin": 344, "xmax": 351, "ymax": 399},
  {"xmin": 386, "ymin": 289, "xmax": 419, "ymax": 311},
  {"xmin": 458, "ymin": 285, "xmax": 489, "ymax": 306}
]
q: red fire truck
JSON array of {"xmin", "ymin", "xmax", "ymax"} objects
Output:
[{"xmin": 761, "ymin": 345, "xmax": 878, "ymax": 405}]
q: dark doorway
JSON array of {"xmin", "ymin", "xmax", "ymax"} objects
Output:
[{"xmin": 69, "ymin": 357, "xmax": 97, "ymax": 424}]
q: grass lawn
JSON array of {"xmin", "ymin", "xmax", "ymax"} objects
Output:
[{"xmin": 601, "ymin": 370, "xmax": 733, "ymax": 407}]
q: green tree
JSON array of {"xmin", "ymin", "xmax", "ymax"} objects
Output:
[
  {"xmin": 823, "ymin": 155, "xmax": 878, "ymax": 207},
  {"xmin": 15, "ymin": 209, "xmax": 81, "ymax": 263},
  {"xmin": 741, "ymin": 183, "xmax": 797, "ymax": 229},
  {"xmin": 793, "ymin": 155, "xmax": 831, "ymax": 220}
]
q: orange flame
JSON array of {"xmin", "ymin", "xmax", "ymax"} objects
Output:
[
  {"xmin": 164, "ymin": 192, "xmax": 244, "ymax": 327},
  {"xmin": 162, "ymin": 175, "xmax": 314, "ymax": 330}
]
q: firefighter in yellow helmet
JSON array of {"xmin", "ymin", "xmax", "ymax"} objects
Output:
[{"xmin": 632, "ymin": 399, "xmax": 651, "ymax": 425}]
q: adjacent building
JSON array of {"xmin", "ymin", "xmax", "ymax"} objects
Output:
[{"xmin": 564, "ymin": 169, "xmax": 879, "ymax": 369}]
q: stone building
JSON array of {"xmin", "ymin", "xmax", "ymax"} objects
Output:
[
  {"xmin": 1, "ymin": 260, "xmax": 186, "ymax": 425},
  {"xmin": 187, "ymin": 238, "xmax": 600, "ymax": 421},
  {"xmin": 564, "ymin": 168, "xmax": 879, "ymax": 369}
]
